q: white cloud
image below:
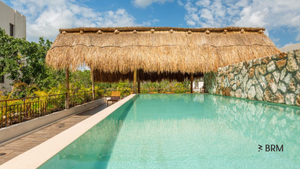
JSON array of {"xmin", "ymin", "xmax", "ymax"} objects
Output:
[
  {"xmin": 10, "ymin": 0, "xmax": 157, "ymax": 42},
  {"xmin": 264, "ymin": 30, "xmax": 269, "ymax": 37},
  {"xmin": 177, "ymin": 0, "xmax": 184, "ymax": 6},
  {"xmin": 184, "ymin": 0, "xmax": 231, "ymax": 28},
  {"xmin": 235, "ymin": 7, "xmax": 267, "ymax": 27},
  {"xmin": 181, "ymin": 0, "xmax": 300, "ymax": 41},
  {"xmin": 142, "ymin": 19, "xmax": 160, "ymax": 26},
  {"xmin": 132, "ymin": 0, "xmax": 173, "ymax": 8},
  {"xmin": 296, "ymin": 34, "xmax": 300, "ymax": 41},
  {"xmin": 272, "ymin": 37, "xmax": 280, "ymax": 43},
  {"xmin": 200, "ymin": 9, "xmax": 213, "ymax": 21},
  {"xmin": 94, "ymin": 9, "xmax": 137, "ymax": 27},
  {"xmin": 195, "ymin": 0, "xmax": 210, "ymax": 7},
  {"xmin": 187, "ymin": 20, "xmax": 196, "ymax": 26}
]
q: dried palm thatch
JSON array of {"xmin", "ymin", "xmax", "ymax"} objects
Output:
[{"xmin": 46, "ymin": 26, "xmax": 280, "ymax": 82}]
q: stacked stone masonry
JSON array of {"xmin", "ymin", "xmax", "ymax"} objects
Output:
[{"xmin": 208, "ymin": 49, "xmax": 300, "ymax": 106}]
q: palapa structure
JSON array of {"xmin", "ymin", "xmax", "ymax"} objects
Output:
[{"xmin": 46, "ymin": 26, "xmax": 280, "ymax": 97}]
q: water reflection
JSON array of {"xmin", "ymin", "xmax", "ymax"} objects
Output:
[
  {"xmin": 39, "ymin": 97, "xmax": 135, "ymax": 169},
  {"xmin": 193, "ymin": 94, "xmax": 204, "ymax": 103},
  {"xmin": 209, "ymin": 95, "xmax": 300, "ymax": 158}
]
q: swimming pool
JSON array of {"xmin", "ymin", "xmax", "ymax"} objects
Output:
[{"xmin": 39, "ymin": 94, "xmax": 300, "ymax": 169}]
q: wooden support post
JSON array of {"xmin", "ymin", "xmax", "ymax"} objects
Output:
[
  {"xmin": 133, "ymin": 69, "xmax": 137, "ymax": 94},
  {"xmin": 138, "ymin": 70, "xmax": 140, "ymax": 93},
  {"xmin": 190, "ymin": 74, "xmax": 194, "ymax": 93},
  {"xmin": 91, "ymin": 69, "xmax": 95, "ymax": 99},
  {"xmin": 65, "ymin": 68, "xmax": 70, "ymax": 109}
]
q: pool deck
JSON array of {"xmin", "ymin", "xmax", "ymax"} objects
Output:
[
  {"xmin": 0, "ymin": 94, "xmax": 135, "ymax": 169},
  {"xmin": 0, "ymin": 103, "xmax": 108, "ymax": 166}
]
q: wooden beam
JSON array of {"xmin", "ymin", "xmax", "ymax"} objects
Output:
[
  {"xmin": 137, "ymin": 70, "xmax": 140, "ymax": 93},
  {"xmin": 91, "ymin": 69, "xmax": 95, "ymax": 99},
  {"xmin": 65, "ymin": 68, "xmax": 70, "ymax": 109},
  {"xmin": 133, "ymin": 69, "xmax": 137, "ymax": 94},
  {"xmin": 190, "ymin": 74, "xmax": 194, "ymax": 93}
]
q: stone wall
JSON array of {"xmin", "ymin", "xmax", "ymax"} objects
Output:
[{"xmin": 206, "ymin": 49, "xmax": 300, "ymax": 106}]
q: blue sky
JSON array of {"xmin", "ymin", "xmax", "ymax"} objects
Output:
[{"xmin": 2, "ymin": 0, "xmax": 300, "ymax": 48}]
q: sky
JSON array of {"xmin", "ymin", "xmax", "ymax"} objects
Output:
[{"xmin": 1, "ymin": 0, "xmax": 300, "ymax": 48}]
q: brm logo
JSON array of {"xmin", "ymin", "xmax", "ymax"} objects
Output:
[
  {"xmin": 258, "ymin": 144, "xmax": 284, "ymax": 152},
  {"xmin": 258, "ymin": 145, "xmax": 263, "ymax": 152}
]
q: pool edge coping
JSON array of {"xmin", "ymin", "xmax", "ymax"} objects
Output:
[{"xmin": 0, "ymin": 94, "xmax": 136, "ymax": 169}]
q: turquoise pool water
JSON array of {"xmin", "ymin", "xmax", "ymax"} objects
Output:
[{"xmin": 39, "ymin": 94, "xmax": 300, "ymax": 169}]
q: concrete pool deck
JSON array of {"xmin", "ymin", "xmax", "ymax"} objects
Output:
[
  {"xmin": 0, "ymin": 94, "xmax": 135, "ymax": 169},
  {"xmin": 0, "ymin": 103, "xmax": 108, "ymax": 165}
]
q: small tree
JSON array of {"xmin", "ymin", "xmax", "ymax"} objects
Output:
[{"xmin": 0, "ymin": 28, "xmax": 65, "ymax": 94}]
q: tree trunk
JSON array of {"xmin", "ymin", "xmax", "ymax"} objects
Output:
[
  {"xmin": 133, "ymin": 69, "xmax": 137, "ymax": 94},
  {"xmin": 91, "ymin": 69, "xmax": 95, "ymax": 99},
  {"xmin": 190, "ymin": 74, "xmax": 194, "ymax": 93},
  {"xmin": 65, "ymin": 68, "xmax": 70, "ymax": 109}
]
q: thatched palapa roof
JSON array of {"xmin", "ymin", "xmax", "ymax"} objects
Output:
[{"xmin": 46, "ymin": 27, "xmax": 280, "ymax": 82}]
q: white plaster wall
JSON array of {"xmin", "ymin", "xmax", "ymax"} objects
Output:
[
  {"xmin": 0, "ymin": 1, "xmax": 26, "ymax": 38},
  {"xmin": 193, "ymin": 81, "xmax": 204, "ymax": 92},
  {"xmin": 0, "ymin": 1, "xmax": 26, "ymax": 92},
  {"xmin": 0, "ymin": 75, "xmax": 13, "ymax": 92},
  {"xmin": 14, "ymin": 10, "xmax": 26, "ymax": 39},
  {"xmin": 0, "ymin": 1, "xmax": 15, "ymax": 34}
]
